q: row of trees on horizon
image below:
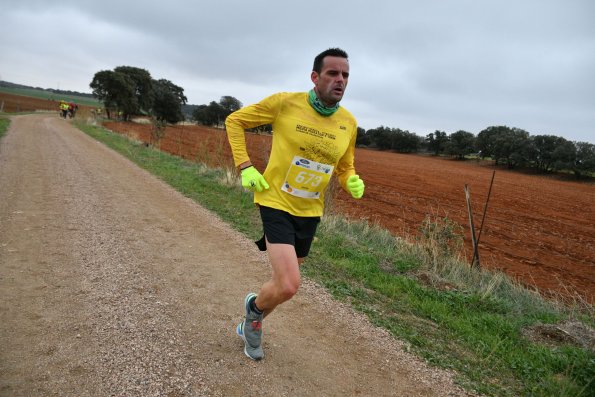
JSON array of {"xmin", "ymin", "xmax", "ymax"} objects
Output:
[
  {"xmin": 359, "ymin": 126, "xmax": 595, "ymax": 178},
  {"xmin": 88, "ymin": 65, "xmax": 595, "ymax": 179}
]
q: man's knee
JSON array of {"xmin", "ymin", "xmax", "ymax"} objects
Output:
[
  {"xmin": 278, "ymin": 278, "xmax": 300, "ymax": 301},
  {"xmin": 279, "ymin": 285, "xmax": 299, "ymax": 301}
]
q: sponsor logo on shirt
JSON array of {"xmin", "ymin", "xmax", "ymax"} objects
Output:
[{"xmin": 295, "ymin": 124, "xmax": 336, "ymax": 140}]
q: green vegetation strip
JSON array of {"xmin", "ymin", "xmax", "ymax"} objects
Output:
[
  {"xmin": 0, "ymin": 115, "xmax": 10, "ymax": 139},
  {"xmin": 76, "ymin": 122, "xmax": 594, "ymax": 397},
  {"xmin": 0, "ymin": 86, "xmax": 102, "ymax": 107}
]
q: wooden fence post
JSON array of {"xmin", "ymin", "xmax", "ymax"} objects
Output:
[{"xmin": 465, "ymin": 184, "xmax": 481, "ymax": 268}]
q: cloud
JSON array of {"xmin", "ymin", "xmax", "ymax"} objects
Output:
[{"xmin": 1, "ymin": 0, "xmax": 593, "ymax": 142}]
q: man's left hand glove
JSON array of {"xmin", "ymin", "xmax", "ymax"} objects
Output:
[
  {"xmin": 346, "ymin": 175, "xmax": 365, "ymax": 199},
  {"xmin": 241, "ymin": 166, "xmax": 270, "ymax": 192}
]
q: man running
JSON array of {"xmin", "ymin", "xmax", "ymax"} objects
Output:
[{"xmin": 225, "ymin": 48, "xmax": 365, "ymax": 360}]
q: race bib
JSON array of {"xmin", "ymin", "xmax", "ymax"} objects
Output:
[{"xmin": 282, "ymin": 156, "xmax": 334, "ymax": 199}]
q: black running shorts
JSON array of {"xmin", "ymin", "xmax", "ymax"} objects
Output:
[{"xmin": 255, "ymin": 206, "xmax": 321, "ymax": 258}]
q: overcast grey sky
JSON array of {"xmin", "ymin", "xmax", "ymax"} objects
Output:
[{"xmin": 1, "ymin": 0, "xmax": 593, "ymax": 142}]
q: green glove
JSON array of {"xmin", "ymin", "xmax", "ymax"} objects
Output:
[
  {"xmin": 346, "ymin": 175, "xmax": 365, "ymax": 199},
  {"xmin": 241, "ymin": 166, "xmax": 270, "ymax": 192}
]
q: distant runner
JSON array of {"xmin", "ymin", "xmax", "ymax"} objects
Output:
[
  {"xmin": 59, "ymin": 100, "xmax": 69, "ymax": 118},
  {"xmin": 68, "ymin": 102, "xmax": 78, "ymax": 118}
]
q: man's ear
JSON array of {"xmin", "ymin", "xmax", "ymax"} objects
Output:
[{"xmin": 310, "ymin": 71, "xmax": 319, "ymax": 85}]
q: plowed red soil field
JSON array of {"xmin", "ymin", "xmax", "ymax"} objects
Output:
[{"xmin": 101, "ymin": 121, "xmax": 595, "ymax": 304}]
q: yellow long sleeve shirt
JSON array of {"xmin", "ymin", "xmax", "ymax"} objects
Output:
[{"xmin": 225, "ymin": 92, "xmax": 358, "ymax": 217}]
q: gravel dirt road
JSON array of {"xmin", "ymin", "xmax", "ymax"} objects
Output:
[{"xmin": 0, "ymin": 114, "xmax": 475, "ymax": 396}]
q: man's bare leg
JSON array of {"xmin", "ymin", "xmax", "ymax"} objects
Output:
[
  {"xmin": 254, "ymin": 239, "xmax": 303, "ymax": 317},
  {"xmin": 237, "ymin": 239, "xmax": 306, "ymax": 360}
]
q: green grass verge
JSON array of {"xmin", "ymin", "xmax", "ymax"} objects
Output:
[
  {"xmin": 307, "ymin": 217, "xmax": 594, "ymax": 396},
  {"xmin": 0, "ymin": 115, "xmax": 10, "ymax": 139},
  {"xmin": 75, "ymin": 121, "xmax": 594, "ymax": 397}
]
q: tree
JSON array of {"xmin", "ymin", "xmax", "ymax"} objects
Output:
[
  {"xmin": 356, "ymin": 127, "xmax": 370, "ymax": 146},
  {"xmin": 367, "ymin": 126, "xmax": 392, "ymax": 150},
  {"xmin": 425, "ymin": 130, "xmax": 448, "ymax": 155},
  {"xmin": 477, "ymin": 126, "xmax": 507, "ymax": 161},
  {"xmin": 114, "ymin": 66, "xmax": 153, "ymax": 115},
  {"xmin": 366, "ymin": 126, "xmax": 421, "ymax": 152},
  {"xmin": 391, "ymin": 129, "xmax": 421, "ymax": 153},
  {"xmin": 90, "ymin": 66, "xmax": 154, "ymax": 119},
  {"xmin": 530, "ymin": 134, "xmax": 579, "ymax": 173},
  {"xmin": 90, "ymin": 70, "xmax": 135, "ymax": 118},
  {"xmin": 477, "ymin": 126, "xmax": 531, "ymax": 168},
  {"xmin": 497, "ymin": 127, "xmax": 531, "ymax": 168},
  {"xmin": 572, "ymin": 141, "xmax": 595, "ymax": 178},
  {"xmin": 89, "ymin": 70, "xmax": 117, "ymax": 106},
  {"xmin": 218, "ymin": 96, "xmax": 242, "ymax": 125},
  {"xmin": 191, "ymin": 105, "xmax": 209, "ymax": 125},
  {"xmin": 445, "ymin": 130, "xmax": 476, "ymax": 159},
  {"xmin": 531, "ymin": 135, "xmax": 561, "ymax": 172},
  {"xmin": 219, "ymin": 96, "xmax": 242, "ymax": 114},
  {"xmin": 151, "ymin": 79, "xmax": 187, "ymax": 124},
  {"xmin": 192, "ymin": 96, "xmax": 242, "ymax": 127},
  {"xmin": 551, "ymin": 139, "xmax": 576, "ymax": 172},
  {"xmin": 192, "ymin": 101, "xmax": 225, "ymax": 126}
]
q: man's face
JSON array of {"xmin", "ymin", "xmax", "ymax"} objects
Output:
[{"xmin": 311, "ymin": 56, "xmax": 349, "ymax": 107}]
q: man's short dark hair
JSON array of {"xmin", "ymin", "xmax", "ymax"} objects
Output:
[{"xmin": 313, "ymin": 48, "xmax": 348, "ymax": 74}]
